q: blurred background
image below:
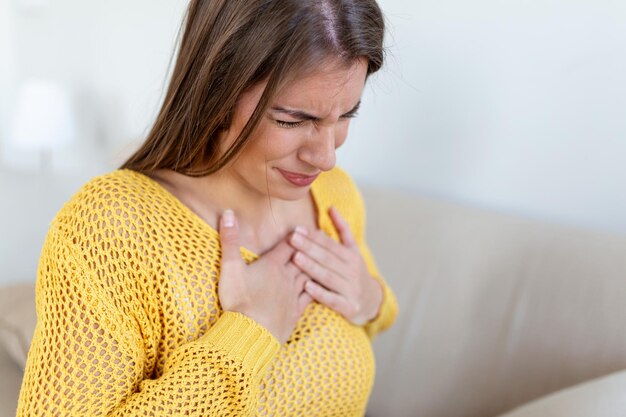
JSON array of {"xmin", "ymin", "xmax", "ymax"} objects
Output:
[{"xmin": 1, "ymin": 0, "xmax": 625, "ymax": 284}]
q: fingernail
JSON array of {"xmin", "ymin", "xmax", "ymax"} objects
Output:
[
  {"xmin": 295, "ymin": 226, "xmax": 308, "ymax": 235},
  {"xmin": 294, "ymin": 251, "xmax": 305, "ymax": 263},
  {"xmin": 291, "ymin": 233, "xmax": 303, "ymax": 246},
  {"xmin": 223, "ymin": 209, "xmax": 235, "ymax": 227}
]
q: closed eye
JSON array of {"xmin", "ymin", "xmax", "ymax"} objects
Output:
[
  {"xmin": 272, "ymin": 101, "xmax": 360, "ymax": 128},
  {"xmin": 340, "ymin": 111, "xmax": 359, "ymax": 119},
  {"xmin": 275, "ymin": 120, "xmax": 305, "ymax": 128}
]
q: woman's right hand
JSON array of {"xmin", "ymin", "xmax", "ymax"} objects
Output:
[{"xmin": 217, "ymin": 209, "xmax": 312, "ymax": 345}]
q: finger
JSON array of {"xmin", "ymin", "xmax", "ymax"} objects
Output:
[
  {"xmin": 295, "ymin": 272, "xmax": 308, "ymax": 291},
  {"xmin": 290, "ymin": 229, "xmax": 347, "ymax": 268},
  {"xmin": 293, "ymin": 251, "xmax": 349, "ymax": 294},
  {"xmin": 310, "ymin": 228, "xmax": 351, "ymax": 260},
  {"xmin": 297, "ymin": 290, "xmax": 313, "ymax": 315},
  {"xmin": 328, "ymin": 206, "xmax": 357, "ymax": 248},
  {"xmin": 304, "ymin": 280, "xmax": 352, "ymax": 316},
  {"xmin": 218, "ymin": 209, "xmax": 243, "ymax": 265}
]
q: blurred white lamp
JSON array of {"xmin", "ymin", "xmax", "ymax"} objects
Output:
[{"xmin": 9, "ymin": 79, "xmax": 77, "ymax": 171}]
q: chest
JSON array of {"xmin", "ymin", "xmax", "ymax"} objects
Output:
[
  {"xmin": 147, "ymin": 212, "xmax": 373, "ymax": 415},
  {"xmin": 256, "ymin": 302, "xmax": 375, "ymax": 416},
  {"xmin": 155, "ymin": 260, "xmax": 375, "ymax": 415},
  {"xmin": 245, "ymin": 195, "xmax": 319, "ymax": 254}
]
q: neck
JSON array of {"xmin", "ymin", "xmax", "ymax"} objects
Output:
[
  {"xmin": 204, "ymin": 168, "xmax": 297, "ymax": 233},
  {"xmin": 154, "ymin": 168, "xmax": 310, "ymax": 251}
]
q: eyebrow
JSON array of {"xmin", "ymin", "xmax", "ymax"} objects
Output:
[{"xmin": 270, "ymin": 100, "xmax": 361, "ymax": 121}]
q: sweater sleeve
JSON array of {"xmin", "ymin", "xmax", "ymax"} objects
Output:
[
  {"xmin": 16, "ymin": 228, "xmax": 280, "ymax": 417},
  {"xmin": 347, "ymin": 176, "xmax": 399, "ymax": 341},
  {"xmin": 357, "ymin": 239, "xmax": 399, "ymax": 340}
]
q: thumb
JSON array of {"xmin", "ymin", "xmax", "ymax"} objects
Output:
[{"xmin": 219, "ymin": 209, "xmax": 242, "ymax": 265}]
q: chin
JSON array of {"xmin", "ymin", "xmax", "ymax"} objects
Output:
[{"xmin": 264, "ymin": 181, "xmax": 310, "ymax": 201}]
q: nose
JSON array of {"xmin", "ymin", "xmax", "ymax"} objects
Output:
[{"xmin": 299, "ymin": 125, "xmax": 336, "ymax": 172}]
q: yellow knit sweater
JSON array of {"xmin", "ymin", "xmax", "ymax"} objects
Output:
[{"xmin": 17, "ymin": 166, "xmax": 398, "ymax": 417}]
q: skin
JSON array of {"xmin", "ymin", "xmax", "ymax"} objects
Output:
[{"xmin": 153, "ymin": 58, "xmax": 383, "ymax": 343}]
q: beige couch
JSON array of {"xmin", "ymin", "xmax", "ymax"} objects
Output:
[{"xmin": 2, "ymin": 185, "xmax": 626, "ymax": 417}]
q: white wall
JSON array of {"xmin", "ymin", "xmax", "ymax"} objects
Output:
[
  {"xmin": 5, "ymin": 0, "xmax": 188, "ymax": 170},
  {"xmin": 1, "ymin": 0, "xmax": 189, "ymax": 283},
  {"xmin": 341, "ymin": 0, "xmax": 626, "ymax": 234},
  {"xmin": 0, "ymin": 0, "xmax": 17, "ymax": 151},
  {"xmin": 2, "ymin": 0, "xmax": 626, "ymax": 236}
]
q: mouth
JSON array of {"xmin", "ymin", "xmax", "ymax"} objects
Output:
[{"xmin": 276, "ymin": 168, "xmax": 320, "ymax": 187}]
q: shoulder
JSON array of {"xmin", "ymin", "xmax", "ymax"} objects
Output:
[
  {"xmin": 314, "ymin": 166, "xmax": 362, "ymax": 202},
  {"xmin": 75, "ymin": 168, "xmax": 158, "ymax": 202},
  {"xmin": 51, "ymin": 169, "xmax": 161, "ymax": 239},
  {"xmin": 313, "ymin": 166, "xmax": 367, "ymax": 237}
]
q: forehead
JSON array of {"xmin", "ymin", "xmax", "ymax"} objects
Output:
[{"xmin": 274, "ymin": 59, "xmax": 368, "ymax": 109}]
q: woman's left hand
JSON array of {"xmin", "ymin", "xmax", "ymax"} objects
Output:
[{"xmin": 289, "ymin": 206, "xmax": 383, "ymax": 326}]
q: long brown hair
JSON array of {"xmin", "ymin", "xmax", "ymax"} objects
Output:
[{"xmin": 121, "ymin": 0, "xmax": 385, "ymax": 176}]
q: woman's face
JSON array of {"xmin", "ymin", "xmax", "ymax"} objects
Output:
[{"xmin": 218, "ymin": 58, "xmax": 368, "ymax": 202}]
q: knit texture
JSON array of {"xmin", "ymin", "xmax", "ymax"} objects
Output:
[{"xmin": 17, "ymin": 166, "xmax": 398, "ymax": 417}]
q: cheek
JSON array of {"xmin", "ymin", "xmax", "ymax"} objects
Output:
[
  {"xmin": 273, "ymin": 128, "xmax": 308, "ymax": 152},
  {"xmin": 249, "ymin": 127, "xmax": 304, "ymax": 161}
]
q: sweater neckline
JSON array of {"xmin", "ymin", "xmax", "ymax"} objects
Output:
[{"xmin": 119, "ymin": 169, "xmax": 325, "ymax": 259}]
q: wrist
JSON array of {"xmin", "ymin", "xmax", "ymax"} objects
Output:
[
  {"xmin": 366, "ymin": 277, "xmax": 384, "ymax": 323},
  {"xmin": 232, "ymin": 310, "xmax": 286, "ymax": 344}
]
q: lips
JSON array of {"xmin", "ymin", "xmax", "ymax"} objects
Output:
[{"xmin": 277, "ymin": 168, "xmax": 320, "ymax": 187}]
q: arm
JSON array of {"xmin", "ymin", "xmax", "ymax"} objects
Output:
[{"xmin": 16, "ymin": 229, "xmax": 279, "ymax": 417}]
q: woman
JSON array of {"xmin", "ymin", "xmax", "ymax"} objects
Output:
[{"xmin": 17, "ymin": 0, "xmax": 398, "ymax": 416}]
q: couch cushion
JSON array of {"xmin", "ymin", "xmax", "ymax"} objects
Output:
[
  {"xmin": 498, "ymin": 369, "xmax": 626, "ymax": 417},
  {"xmin": 361, "ymin": 186, "xmax": 626, "ymax": 417},
  {"xmin": 0, "ymin": 337, "xmax": 24, "ymax": 417},
  {"xmin": 0, "ymin": 282, "xmax": 36, "ymax": 370}
]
